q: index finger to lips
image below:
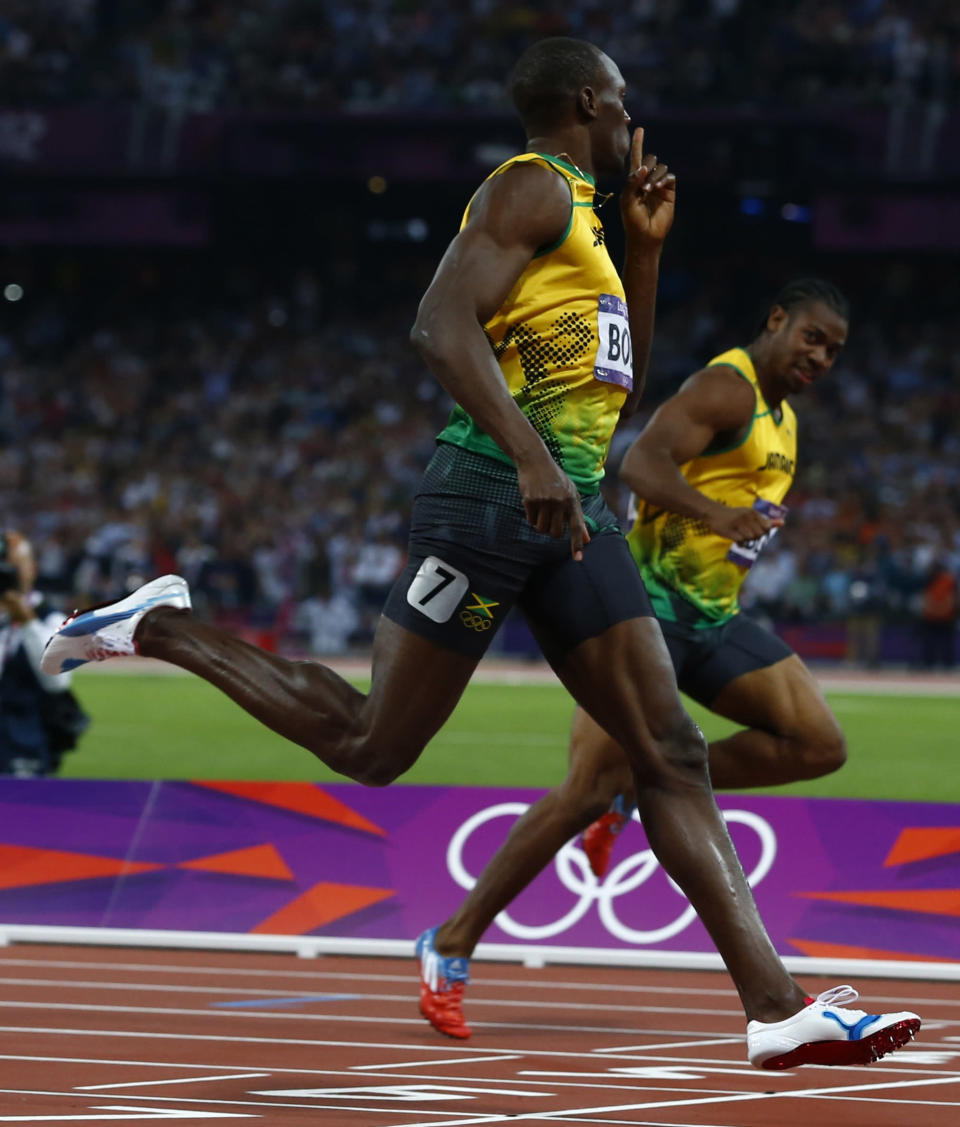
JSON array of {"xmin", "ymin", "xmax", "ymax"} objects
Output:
[{"xmin": 630, "ymin": 127, "xmax": 644, "ymax": 171}]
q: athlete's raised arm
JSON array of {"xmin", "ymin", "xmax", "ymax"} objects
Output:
[{"xmin": 619, "ymin": 126, "xmax": 676, "ymax": 417}]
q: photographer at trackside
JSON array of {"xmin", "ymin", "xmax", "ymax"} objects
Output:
[{"xmin": 0, "ymin": 530, "xmax": 89, "ymax": 776}]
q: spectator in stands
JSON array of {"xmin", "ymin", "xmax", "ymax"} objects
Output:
[
  {"xmin": 0, "ymin": 530, "xmax": 88, "ymax": 776},
  {"xmin": 0, "ymin": 1, "xmax": 957, "ymax": 112},
  {"xmin": 0, "ymin": 249, "xmax": 957, "ymax": 660},
  {"xmin": 918, "ymin": 557, "xmax": 958, "ymax": 668}
]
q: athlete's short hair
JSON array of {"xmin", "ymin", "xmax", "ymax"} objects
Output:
[
  {"xmin": 509, "ymin": 38, "xmax": 605, "ymax": 134},
  {"xmin": 761, "ymin": 277, "xmax": 851, "ymax": 332}
]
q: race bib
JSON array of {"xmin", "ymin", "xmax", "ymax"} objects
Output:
[
  {"xmin": 406, "ymin": 556, "xmax": 469, "ymax": 623},
  {"xmin": 726, "ymin": 499, "xmax": 788, "ymax": 569},
  {"xmin": 594, "ymin": 293, "xmax": 633, "ymax": 390}
]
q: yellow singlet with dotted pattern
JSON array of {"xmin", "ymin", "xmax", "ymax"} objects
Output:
[
  {"xmin": 627, "ymin": 347, "xmax": 797, "ymax": 626},
  {"xmin": 436, "ymin": 152, "xmax": 632, "ymax": 494}
]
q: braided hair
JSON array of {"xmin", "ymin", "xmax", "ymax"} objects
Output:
[{"xmin": 753, "ymin": 278, "xmax": 850, "ymax": 337}]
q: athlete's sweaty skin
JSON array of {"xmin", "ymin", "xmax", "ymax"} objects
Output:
[
  {"xmin": 431, "ymin": 293, "xmax": 851, "ymax": 970},
  {"xmin": 133, "ymin": 40, "xmax": 811, "ymax": 1025}
]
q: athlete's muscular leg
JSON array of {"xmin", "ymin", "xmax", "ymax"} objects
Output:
[
  {"xmin": 441, "ymin": 652, "xmax": 848, "ymax": 959},
  {"xmin": 135, "ymin": 611, "xmax": 477, "ymax": 786},
  {"xmin": 707, "ymin": 655, "xmax": 846, "ymax": 789},
  {"xmin": 435, "ymin": 716, "xmax": 632, "ymax": 959},
  {"xmin": 553, "ymin": 617, "xmax": 806, "ymax": 1023}
]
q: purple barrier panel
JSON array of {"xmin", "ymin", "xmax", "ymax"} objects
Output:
[
  {"xmin": 0, "ymin": 780, "xmax": 956, "ymax": 963},
  {"xmin": 0, "ymin": 779, "xmax": 159, "ymax": 927}
]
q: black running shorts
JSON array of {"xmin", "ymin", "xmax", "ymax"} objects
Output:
[
  {"xmin": 382, "ymin": 444, "xmax": 654, "ymax": 663},
  {"xmin": 660, "ymin": 605, "xmax": 794, "ymax": 706}
]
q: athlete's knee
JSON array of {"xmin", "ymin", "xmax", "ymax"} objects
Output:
[
  {"xmin": 632, "ymin": 712, "xmax": 710, "ymax": 791},
  {"xmin": 310, "ymin": 727, "xmax": 422, "ymax": 788},
  {"xmin": 350, "ymin": 736, "xmax": 421, "ymax": 786},
  {"xmin": 351, "ymin": 756, "xmax": 405, "ymax": 787},
  {"xmin": 664, "ymin": 715, "xmax": 711, "ymax": 778},
  {"xmin": 565, "ymin": 733, "xmax": 634, "ymax": 822},
  {"xmin": 791, "ymin": 722, "xmax": 847, "ymax": 779},
  {"xmin": 559, "ymin": 769, "xmax": 627, "ymax": 826}
]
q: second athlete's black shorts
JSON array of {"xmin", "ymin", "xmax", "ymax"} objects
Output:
[
  {"xmin": 382, "ymin": 444, "xmax": 654, "ymax": 664},
  {"xmin": 659, "ymin": 596, "xmax": 795, "ymax": 706}
]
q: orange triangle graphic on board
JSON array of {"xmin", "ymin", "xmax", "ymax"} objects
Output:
[
  {"xmin": 177, "ymin": 843, "xmax": 294, "ymax": 881},
  {"xmin": 0, "ymin": 843, "xmax": 164, "ymax": 891},
  {"xmin": 884, "ymin": 827, "xmax": 960, "ymax": 867},
  {"xmin": 192, "ymin": 781, "xmax": 386, "ymax": 837},
  {"xmin": 250, "ymin": 880, "xmax": 395, "ymax": 935},
  {"xmin": 797, "ymin": 888, "xmax": 960, "ymax": 918},
  {"xmin": 788, "ymin": 937, "xmax": 955, "ymax": 963}
]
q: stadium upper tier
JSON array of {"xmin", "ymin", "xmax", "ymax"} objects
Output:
[{"xmin": 0, "ymin": 1, "xmax": 956, "ymax": 114}]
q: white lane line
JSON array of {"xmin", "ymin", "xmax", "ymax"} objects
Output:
[
  {"xmin": 360, "ymin": 1072, "xmax": 960, "ymax": 1126},
  {"xmin": 818, "ymin": 1094, "xmax": 960, "ymax": 1106},
  {"xmin": 0, "ymin": 959, "xmax": 743, "ymax": 996},
  {"xmin": 0, "ymin": 1027, "xmax": 572, "ymax": 1056},
  {"xmin": 0, "ymin": 1091, "xmax": 490, "ymax": 1118},
  {"xmin": 381, "ymin": 1121, "xmax": 741, "ymax": 1127},
  {"xmin": 0, "ymin": 1111, "xmax": 253, "ymax": 1122},
  {"xmin": 346, "ymin": 1072, "xmax": 960, "ymax": 1126},
  {"xmin": 521, "ymin": 1068, "xmax": 759, "ymax": 1080},
  {"xmin": 0, "ymin": 1058, "xmax": 261, "ymax": 1073},
  {"xmin": 351, "ymin": 1057, "xmax": 523, "ymax": 1071},
  {"xmin": 0, "ymin": 1053, "xmax": 780, "ymax": 1095},
  {"xmin": 0, "ymin": 1000, "xmax": 752, "ymax": 1038},
  {"xmin": 0, "ymin": 978, "xmax": 746, "ymax": 1017},
  {"xmin": 0, "ymin": 1058, "xmax": 736, "ymax": 1098},
  {"xmin": 4, "ymin": 958, "xmax": 957, "ymax": 1011},
  {"xmin": 592, "ymin": 1037, "xmax": 742, "ymax": 1053},
  {"xmin": 77, "ymin": 1074, "xmax": 269, "ymax": 1091},
  {"xmin": 1, "ymin": 1054, "xmax": 529, "ymax": 1079},
  {"xmin": 251, "ymin": 1083, "xmax": 553, "ymax": 1100},
  {"xmin": 4, "ymin": 1029, "xmax": 958, "ymax": 1080},
  {"xmin": 510, "ymin": 1071, "xmax": 960, "ymax": 1116},
  {"xmin": 522, "ymin": 1052, "xmax": 960, "ymax": 1076}
]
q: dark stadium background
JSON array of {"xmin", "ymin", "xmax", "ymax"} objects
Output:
[{"xmin": 1, "ymin": 0, "xmax": 958, "ymax": 669}]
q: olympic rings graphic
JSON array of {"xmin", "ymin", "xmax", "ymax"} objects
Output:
[
  {"xmin": 459, "ymin": 611, "xmax": 492, "ymax": 631},
  {"xmin": 446, "ymin": 802, "xmax": 777, "ymax": 944}
]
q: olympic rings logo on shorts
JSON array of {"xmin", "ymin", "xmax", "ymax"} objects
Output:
[
  {"xmin": 446, "ymin": 802, "xmax": 778, "ymax": 945},
  {"xmin": 459, "ymin": 610, "xmax": 493, "ymax": 631}
]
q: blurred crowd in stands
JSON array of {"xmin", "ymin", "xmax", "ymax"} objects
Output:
[
  {"xmin": 1, "ymin": 0, "xmax": 958, "ymax": 113},
  {"xmin": 0, "ymin": 248, "xmax": 957, "ymax": 666}
]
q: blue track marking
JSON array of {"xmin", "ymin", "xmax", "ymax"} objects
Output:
[{"xmin": 211, "ymin": 994, "xmax": 365, "ymax": 1009}]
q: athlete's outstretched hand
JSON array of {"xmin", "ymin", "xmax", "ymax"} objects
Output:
[
  {"xmin": 516, "ymin": 455, "xmax": 591, "ymax": 561},
  {"xmin": 620, "ymin": 127, "xmax": 676, "ymax": 249}
]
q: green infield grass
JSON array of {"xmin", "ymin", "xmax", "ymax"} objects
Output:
[{"xmin": 59, "ymin": 670, "xmax": 956, "ymax": 804}]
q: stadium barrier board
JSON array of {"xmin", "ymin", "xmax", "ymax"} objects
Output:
[{"xmin": 0, "ymin": 779, "xmax": 957, "ymax": 979}]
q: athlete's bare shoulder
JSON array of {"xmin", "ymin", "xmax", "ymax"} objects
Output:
[
  {"xmin": 465, "ymin": 159, "xmax": 572, "ymax": 253},
  {"xmin": 674, "ymin": 363, "xmax": 757, "ymax": 433}
]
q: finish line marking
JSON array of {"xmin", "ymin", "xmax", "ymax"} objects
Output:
[{"xmin": 77, "ymin": 1074, "xmax": 269, "ymax": 1091}]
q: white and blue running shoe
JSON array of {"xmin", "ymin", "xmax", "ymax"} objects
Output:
[
  {"xmin": 747, "ymin": 985, "xmax": 921, "ymax": 1069},
  {"xmin": 40, "ymin": 574, "xmax": 191, "ymax": 675}
]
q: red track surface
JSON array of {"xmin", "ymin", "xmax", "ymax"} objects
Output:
[{"xmin": 1, "ymin": 943, "xmax": 958, "ymax": 1124}]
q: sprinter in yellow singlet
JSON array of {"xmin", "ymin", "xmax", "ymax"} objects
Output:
[
  {"xmin": 421, "ymin": 279, "xmax": 865, "ymax": 1033},
  {"xmin": 39, "ymin": 38, "xmax": 919, "ymax": 1069}
]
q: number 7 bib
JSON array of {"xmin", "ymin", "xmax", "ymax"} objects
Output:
[{"xmin": 406, "ymin": 555, "xmax": 470, "ymax": 623}]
